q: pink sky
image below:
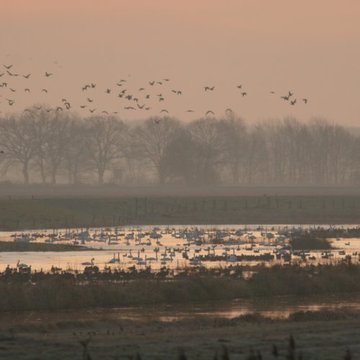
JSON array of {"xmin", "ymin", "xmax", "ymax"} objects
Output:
[{"xmin": 1, "ymin": 0, "xmax": 359, "ymax": 125}]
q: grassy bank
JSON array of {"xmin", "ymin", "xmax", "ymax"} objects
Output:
[
  {"xmin": 0, "ymin": 241, "xmax": 91, "ymax": 252},
  {"xmin": 1, "ymin": 195, "xmax": 360, "ymax": 230},
  {"xmin": 1, "ymin": 264, "xmax": 360, "ymax": 312}
]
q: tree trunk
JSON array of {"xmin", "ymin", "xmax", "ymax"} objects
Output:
[{"xmin": 22, "ymin": 162, "xmax": 29, "ymax": 184}]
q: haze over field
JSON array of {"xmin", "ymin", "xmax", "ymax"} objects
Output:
[{"xmin": 1, "ymin": 0, "xmax": 359, "ymax": 125}]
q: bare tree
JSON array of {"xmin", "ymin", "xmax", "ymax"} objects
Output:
[
  {"xmin": 0, "ymin": 113, "xmax": 36, "ymax": 184},
  {"xmin": 85, "ymin": 116, "xmax": 128, "ymax": 184},
  {"xmin": 134, "ymin": 117, "xmax": 180, "ymax": 184}
]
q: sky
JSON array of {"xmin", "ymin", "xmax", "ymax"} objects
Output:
[{"xmin": 0, "ymin": 0, "xmax": 359, "ymax": 125}]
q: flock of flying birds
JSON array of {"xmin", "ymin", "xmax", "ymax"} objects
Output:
[{"xmin": 0, "ymin": 63, "xmax": 309, "ymax": 118}]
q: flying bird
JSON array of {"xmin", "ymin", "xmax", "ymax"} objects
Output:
[
  {"xmin": 160, "ymin": 109, "xmax": 169, "ymax": 114},
  {"xmin": 241, "ymin": 92, "xmax": 247, "ymax": 96},
  {"xmin": 124, "ymin": 106, "xmax": 136, "ymax": 110},
  {"xmin": 290, "ymin": 99, "xmax": 297, "ymax": 105},
  {"xmin": 24, "ymin": 88, "xmax": 30, "ymax": 92},
  {"xmin": 105, "ymin": 88, "xmax": 111, "ymax": 94},
  {"xmin": 302, "ymin": 98, "xmax": 308, "ymax": 104},
  {"xmin": 281, "ymin": 95, "xmax": 290, "ymax": 101},
  {"xmin": 186, "ymin": 110, "xmax": 194, "ymax": 113},
  {"xmin": 205, "ymin": 110, "xmax": 215, "ymax": 116},
  {"xmin": 41, "ymin": 88, "xmax": 48, "ymax": 93},
  {"xmin": 204, "ymin": 86, "xmax": 215, "ymax": 91},
  {"xmin": 45, "ymin": 72, "xmax": 53, "ymax": 77},
  {"xmin": 80, "ymin": 105, "xmax": 87, "ymax": 109},
  {"xmin": 101, "ymin": 110, "xmax": 109, "ymax": 114},
  {"xmin": 149, "ymin": 81, "xmax": 155, "ymax": 86},
  {"xmin": 7, "ymin": 70, "xmax": 18, "ymax": 76},
  {"xmin": 87, "ymin": 98, "xmax": 94, "ymax": 102},
  {"xmin": 9, "ymin": 88, "xmax": 16, "ymax": 92},
  {"xmin": 3, "ymin": 64, "xmax": 13, "ymax": 70},
  {"xmin": 89, "ymin": 108, "xmax": 96, "ymax": 113},
  {"xmin": 23, "ymin": 74, "xmax": 31, "ymax": 79}
]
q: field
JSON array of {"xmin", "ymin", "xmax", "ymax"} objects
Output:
[
  {"xmin": 1, "ymin": 193, "xmax": 360, "ymax": 230},
  {"xmin": 0, "ymin": 310, "xmax": 359, "ymax": 359}
]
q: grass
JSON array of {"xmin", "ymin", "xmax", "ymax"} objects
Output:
[
  {"xmin": 1, "ymin": 263, "xmax": 360, "ymax": 312},
  {"xmin": 0, "ymin": 241, "xmax": 91, "ymax": 252},
  {"xmin": 1, "ymin": 195, "xmax": 360, "ymax": 230}
]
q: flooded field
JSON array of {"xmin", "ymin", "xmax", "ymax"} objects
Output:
[{"xmin": 1, "ymin": 224, "xmax": 360, "ymax": 272}]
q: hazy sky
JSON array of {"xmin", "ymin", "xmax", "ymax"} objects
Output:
[{"xmin": 1, "ymin": 0, "xmax": 359, "ymax": 125}]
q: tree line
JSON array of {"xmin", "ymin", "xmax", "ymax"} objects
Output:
[{"xmin": 0, "ymin": 106, "xmax": 358, "ymax": 186}]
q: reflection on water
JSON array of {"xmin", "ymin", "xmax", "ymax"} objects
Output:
[{"xmin": 1, "ymin": 294, "xmax": 360, "ymax": 325}]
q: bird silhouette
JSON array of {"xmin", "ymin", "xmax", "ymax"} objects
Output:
[
  {"xmin": 145, "ymin": 94, "xmax": 150, "ymax": 99},
  {"xmin": 64, "ymin": 102, "xmax": 71, "ymax": 109},
  {"xmin": 205, "ymin": 110, "xmax": 215, "ymax": 116},
  {"xmin": 149, "ymin": 81, "xmax": 155, "ymax": 86},
  {"xmin": 23, "ymin": 74, "xmax": 31, "ymax": 79},
  {"xmin": 89, "ymin": 108, "xmax": 96, "ymax": 113},
  {"xmin": 290, "ymin": 99, "xmax": 297, "ymax": 105},
  {"xmin": 9, "ymin": 88, "xmax": 16, "ymax": 92},
  {"xmin": 186, "ymin": 110, "xmax": 194, "ymax": 113},
  {"xmin": 80, "ymin": 105, "xmax": 87, "ymax": 109},
  {"xmin": 124, "ymin": 106, "xmax": 136, "ymax": 110},
  {"xmin": 137, "ymin": 104, "xmax": 145, "ymax": 109},
  {"xmin": 3, "ymin": 64, "xmax": 13, "ymax": 70},
  {"xmin": 163, "ymin": 78, "xmax": 170, "ymax": 82},
  {"xmin": 237, "ymin": 85, "xmax": 242, "ymax": 89},
  {"xmin": 288, "ymin": 91, "xmax": 293, "ymax": 97},
  {"xmin": 241, "ymin": 92, "xmax": 247, "ymax": 96},
  {"xmin": 160, "ymin": 109, "xmax": 169, "ymax": 113},
  {"xmin": 91, "ymin": 83, "xmax": 96, "ymax": 88},
  {"xmin": 302, "ymin": 98, "xmax": 308, "ymax": 104},
  {"xmin": 159, "ymin": 97, "xmax": 165, "ymax": 102},
  {"xmin": 45, "ymin": 72, "xmax": 53, "ymax": 77},
  {"xmin": 6, "ymin": 99, "xmax": 15, "ymax": 106},
  {"xmin": 56, "ymin": 107, "xmax": 63, "ymax": 112},
  {"xmin": 7, "ymin": 70, "xmax": 18, "ymax": 76},
  {"xmin": 139, "ymin": 88, "xmax": 145, "ymax": 91},
  {"xmin": 87, "ymin": 98, "xmax": 94, "ymax": 102},
  {"xmin": 41, "ymin": 89, "xmax": 48, "ymax": 93},
  {"xmin": 24, "ymin": 88, "xmax": 30, "ymax": 92},
  {"xmin": 101, "ymin": 110, "xmax": 109, "ymax": 114},
  {"xmin": 105, "ymin": 89, "xmax": 111, "ymax": 94},
  {"xmin": 204, "ymin": 86, "xmax": 215, "ymax": 91},
  {"xmin": 281, "ymin": 95, "xmax": 290, "ymax": 101},
  {"xmin": 157, "ymin": 81, "xmax": 163, "ymax": 85},
  {"xmin": 82, "ymin": 85, "xmax": 90, "ymax": 91}
]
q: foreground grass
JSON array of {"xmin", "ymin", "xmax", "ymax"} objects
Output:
[
  {"xmin": 1, "ymin": 195, "xmax": 360, "ymax": 230},
  {"xmin": 1, "ymin": 264, "xmax": 360, "ymax": 312}
]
